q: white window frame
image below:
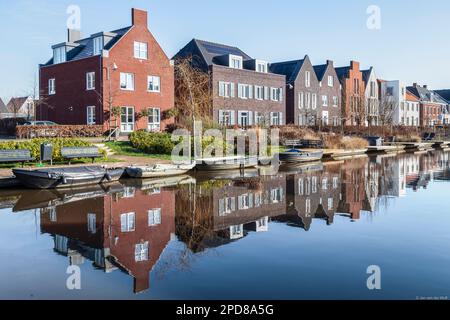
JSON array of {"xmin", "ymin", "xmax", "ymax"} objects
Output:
[
  {"xmin": 148, "ymin": 107, "xmax": 161, "ymax": 132},
  {"xmin": 312, "ymin": 93, "xmax": 317, "ymax": 110},
  {"xmin": 48, "ymin": 78, "xmax": 56, "ymax": 95},
  {"xmin": 328, "ymin": 75, "xmax": 334, "ymax": 87},
  {"xmin": 120, "ymin": 73, "xmax": 135, "ymax": 91},
  {"xmin": 256, "ymin": 61, "xmax": 268, "ymax": 73},
  {"xmin": 134, "ymin": 41, "xmax": 148, "ymax": 60},
  {"xmin": 135, "ymin": 242, "xmax": 149, "ymax": 262},
  {"xmin": 255, "ymin": 86, "xmax": 264, "ymax": 100},
  {"xmin": 87, "ymin": 106, "xmax": 96, "ymax": 125},
  {"xmin": 229, "ymin": 55, "xmax": 243, "ymax": 69},
  {"xmin": 148, "ymin": 208, "xmax": 162, "ymax": 226},
  {"xmin": 86, "ymin": 72, "xmax": 95, "ymax": 90},
  {"xmin": 93, "ymin": 37, "xmax": 103, "ymax": 56},
  {"xmin": 299, "ymin": 92, "xmax": 304, "ymax": 109},
  {"xmin": 305, "ymin": 71, "xmax": 311, "ymax": 88},
  {"xmin": 333, "ymin": 96, "xmax": 338, "ymax": 107},
  {"xmin": 120, "ymin": 212, "xmax": 135, "ymax": 233},
  {"xmin": 218, "ymin": 110, "xmax": 234, "ymax": 126},
  {"xmin": 53, "ymin": 46, "xmax": 66, "ymax": 64},
  {"xmin": 87, "ymin": 213, "xmax": 96, "ymax": 234},
  {"xmin": 322, "ymin": 95, "xmax": 328, "ymax": 107},
  {"xmin": 147, "ymin": 76, "xmax": 161, "ymax": 93},
  {"xmin": 270, "ymin": 112, "xmax": 282, "ymax": 126},
  {"xmin": 219, "ymin": 82, "xmax": 234, "ymax": 98}
]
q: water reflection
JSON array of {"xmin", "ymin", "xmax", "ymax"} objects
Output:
[{"xmin": 0, "ymin": 150, "xmax": 449, "ymax": 297}]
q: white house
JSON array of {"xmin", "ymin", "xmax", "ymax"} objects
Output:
[
  {"xmin": 3, "ymin": 96, "xmax": 35, "ymax": 120},
  {"xmin": 379, "ymin": 80, "xmax": 407, "ymax": 126},
  {"xmin": 405, "ymin": 91, "xmax": 420, "ymax": 126},
  {"xmin": 362, "ymin": 68, "xmax": 380, "ymax": 126}
]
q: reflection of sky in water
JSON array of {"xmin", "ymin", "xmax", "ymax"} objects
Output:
[{"xmin": 0, "ymin": 151, "xmax": 450, "ymax": 300}]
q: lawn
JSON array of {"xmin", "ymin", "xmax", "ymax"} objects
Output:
[{"xmin": 105, "ymin": 141, "xmax": 172, "ymax": 160}]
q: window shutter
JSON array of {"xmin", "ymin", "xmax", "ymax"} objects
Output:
[
  {"xmin": 249, "ymin": 85, "xmax": 253, "ymax": 99},
  {"xmin": 248, "ymin": 111, "xmax": 253, "ymax": 125},
  {"xmin": 279, "ymin": 88, "xmax": 283, "ymax": 102},
  {"xmin": 218, "ymin": 82, "xmax": 224, "ymax": 97},
  {"xmin": 218, "ymin": 110, "xmax": 224, "ymax": 123},
  {"xmin": 230, "ymin": 111, "xmax": 236, "ymax": 125},
  {"xmin": 237, "ymin": 111, "xmax": 243, "ymax": 126},
  {"xmin": 218, "ymin": 199, "xmax": 225, "ymax": 216},
  {"xmin": 264, "ymin": 87, "xmax": 269, "ymax": 100},
  {"xmin": 230, "ymin": 83, "xmax": 235, "ymax": 98},
  {"xmin": 280, "ymin": 112, "xmax": 284, "ymax": 125},
  {"xmin": 230, "ymin": 197, "xmax": 236, "ymax": 211}
]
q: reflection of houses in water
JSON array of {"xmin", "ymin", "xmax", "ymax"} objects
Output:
[
  {"xmin": 275, "ymin": 163, "xmax": 341, "ymax": 230},
  {"xmin": 336, "ymin": 158, "xmax": 369, "ymax": 220},
  {"xmin": 175, "ymin": 175, "xmax": 286, "ymax": 252},
  {"xmin": 364, "ymin": 160, "xmax": 381, "ymax": 212},
  {"xmin": 40, "ymin": 186, "xmax": 176, "ymax": 294}
]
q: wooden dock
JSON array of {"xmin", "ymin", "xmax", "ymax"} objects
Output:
[
  {"xmin": 367, "ymin": 145, "xmax": 405, "ymax": 154},
  {"xmin": 323, "ymin": 149, "xmax": 368, "ymax": 161},
  {"xmin": 393, "ymin": 142, "xmax": 434, "ymax": 152}
]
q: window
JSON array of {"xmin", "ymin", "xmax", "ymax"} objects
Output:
[
  {"xmin": 147, "ymin": 76, "xmax": 161, "ymax": 92},
  {"xmin": 134, "ymin": 41, "xmax": 148, "ymax": 59},
  {"xmin": 148, "ymin": 108, "xmax": 161, "ymax": 132},
  {"xmin": 305, "ymin": 92, "xmax": 311, "ymax": 109},
  {"xmin": 271, "ymin": 112, "xmax": 282, "ymax": 126},
  {"xmin": 53, "ymin": 46, "xmax": 66, "ymax": 64},
  {"xmin": 87, "ymin": 213, "xmax": 96, "ymax": 234},
  {"xmin": 148, "ymin": 209, "xmax": 162, "ymax": 226},
  {"xmin": 271, "ymin": 88, "xmax": 283, "ymax": 102},
  {"xmin": 255, "ymin": 86, "xmax": 264, "ymax": 100},
  {"xmin": 305, "ymin": 71, "xmax": 311, "ymax": 87},
  {"xmin": 120, "ymin": 73, "xmax": 134, "ymax": 90},
  {"xmin": 238, "ymin": 84, "xmax": 253, "ymax": 99},
  {"xmin": 120, "ymin": 212, "xmax": 135, "ymax": 232},
  {"xmin": 256, "ymin": 62, "xmax": 267, "ymax": 73},
  {"xmin": 298, "ymin": 178, "xmax": 304, "ymax": 195},
  {"xmin": 230, "ymin": 225, "xmax": 244, "ymax": 239},
  {"xmin": 333, "ymin": 177, "xmax": 339, "ymax": 189},
  {"xmin": 230, "ymin": 55, "xmax": 243, "ymax": 69},
  {"xmin": 86, "ymin": 72, "xmax": 95, "ymax": 90},
  {"xmin": 322, "ymin": 95, "xmax": 328, "ymax": 107},
  {"xmin": 386, "ymin": 86, "xmax": 394, "ymax": 96},
  {"xmin": 271, "ymin": 188, "xmax": 283, "ymax": 203},
  {"xmin": 370, "ymin": 82, "xmax": 376, "ymax": 97},
  {"xmin": 93, "ymin": 37, "xmax": 103, "ymax": 56},
  {"xmin": 87, "ymin": 106, "xmax": 96, "ymax": 125},
  {"xmin": 322, "ymin": 178, "xmax": 328, "ymax": 190},
  {"xmin": 238, "ymin": 194, "xmax": 252, "ymax": 210},
  {"xmin": 333, "ymin": 96, "xmax": 338, "ymax": 107},
  {"xmin": 299, "ymin": 92, "xmax": 304, "ymax": 109},
  {"xmin": 328, "ymin": 76, "xmax": 334, "ymax": 87},
  {"xmin": 219, "ymin": 197, "xmax": 235, "ymax": 216},
  {"xmin": 264, "ymin": 87, "xmax": 270, "ymax": 100},
  {"xmin": 135, "ymin": 242, "xmax": 149, "ymax": 262},
  {"xmin": 328, "ymin": 198, "xmax": 334, "ymax": 210},
  {"xmin": 238, "ymin": 111, "xmax": 251, "ymax": 127},
  {"xmin": 218, "ymin": 110, "xmax": 235, "ymax": 126},
  {"xmin": 48, "ymin": 78, "xmax": 56, "ymax": 95},
  {"xmin": 219, "ymin": 82, "xmax": 234, "ymax": 98},
  {"xmin": 312, "ymin": 94, "xmax": 317, "ymax": 110},
  {"xmin": 306, "ymin": 198, "xmax": 311, "ymax": 215},
  {"xmin": 322, "ymin": 111, "xmax": 329, "ymax": 125}
]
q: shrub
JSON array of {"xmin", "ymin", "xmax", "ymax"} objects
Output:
[
  {"xmin": 129, "ymin": 131, "xmax": 176, "ymax": 155},
  {"xmin": 16, "ymin": 125, "xmax": 104, "ymax": 139},
  {"xmin": 279, "ymin": 125, "xmax": 321, "ymax": 145},
  {"xmin": 0, "ymin": 138, "xmax": 105, "ymax": 162},
  {"xmin": 323, "ymin": 135, "xmax": 368, "ymax": 150},
  {"xmin": 395, "ymin": 134, "xmax": 421, "ymax": 143}
]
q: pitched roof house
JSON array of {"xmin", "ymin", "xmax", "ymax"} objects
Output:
[
  {"xmin": 0, "ymin": 98, "xmax": 8, "ymax": 115},
  {"xmin": 38, "ymin": 8, "xmax": 174, "ymax": 133},
  {"xmin": 407, "ymin": 84, "xmax": 448, "ymax": 126},
  {"xmin": 361, "ymin": 67, "xmax": 380, "ymax": 125},
  {"xmin": 174, "ymin": 39, "xmax": 286, "ymax": 127},
  {"xmin": 1, "ymin": 96, "xmax": 34, "ymax": 120},
  {"xmin": 271, "ymin": 55, "xmax": 321, "ymax": 126}
]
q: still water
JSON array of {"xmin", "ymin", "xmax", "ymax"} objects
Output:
[{"xmin": 1, "ymin": 151, "xmax": 450, "ymax": 300}]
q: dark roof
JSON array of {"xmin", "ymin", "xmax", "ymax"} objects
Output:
[
  {"xmin": 406, "ymin": 85, "xmax": 448, "ymax": 104},
  {"xmin": 361, "ymin": 68, "xmax": 373, "ymax": 87},
  {"xmin": 43, "ymin": 26, "xmax": 132, "ymax": 66},
  {"xmin": 434, "ymin": 90, "xmax": 450, "ymax": 103},
  {"xmin": 334, "ymin": 66, "xmax": 350, "ymax": 80},
  {"xmin": 313, "ymin": 64, "xmax": 328, "ymax": 82},
  {"xmin": 0, "ymin": 98, "xmax": 7, "ymax": 113},
  {"xmin": 270, "ymin": 59, "xmax": 306, "ymax": 84},
  {"xmin": 6, "ymin": 97, "xmax": 29, "ymax": 112}
]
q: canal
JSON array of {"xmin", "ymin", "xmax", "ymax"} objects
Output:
[{"xmin": 0, "ymin": 151, "xmax": 449, "ymax": 300}]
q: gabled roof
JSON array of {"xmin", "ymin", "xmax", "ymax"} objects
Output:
[
  {"xmin": 406, "ymin": 91, "xmax": 419, "ymax": 102},
  {"xmin": 313, "ymin": 64, "xmax": 328, "ymax": 82},
  {"xmin": 270, "ymin": 58, "xmax": 306, "ymax": 84},
  {"xmin": 407, "ymin": 85, "xmax": 448, "ymax": 104},
  {"xmin": 43, "ymin": 26, "xmax": 132, "ymax": 66},
  {"xmin": 193, "ymin": 39, "xmax": 252, "ymax": 66},
  {"xmin": 6, "ymin": 96, "xmax": 29, "ymax": 112},
  {"xmin": 434, "ymin": 90, "xmax": 450, "ymax": 103},
  {"xmin": 0, "ymin": 98, "xmax": 7, "ymax": 113},
  {"xmin": 361, "ymin": 68, "xmax": 374, "ymax": 88}
]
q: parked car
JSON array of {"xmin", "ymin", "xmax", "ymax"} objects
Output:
[{"xmin": 23, "ymin": 121, "xmax": 58, "ymax": 126}]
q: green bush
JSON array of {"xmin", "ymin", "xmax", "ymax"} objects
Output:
[
  {"xmin": 129, "ymin": 131, "xmax": 176, "ymax": 155},
  {"xmin": 0, "ymin": 138, "xmax": 105, "ymax": 162}
]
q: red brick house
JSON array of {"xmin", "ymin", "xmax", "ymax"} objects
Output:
[
  {"xmin": 407, "ymin": 84, "xmax": 448, "ymax": 126},
  {"xmin": 38, "ymin": 8, "xmax": 174, "ymax": 134}
]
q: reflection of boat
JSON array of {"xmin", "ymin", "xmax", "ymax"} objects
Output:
[
  {"xmin": 123, "ymin": 175, "xmax": 196, "ymax": 190},
  {"xmin": 279, "ymin": 161, "xmax": 323, "ymax": 174},
  {"xmin": 194, "ymin": 168, "xmax": 259, "ymax": 181},
  {"xmin": 196, "ymin": 156, "xmax": 258, "ymax": 171},
  {"xmin": 13, "ymin": 166, "xmax": 125, "ymax": 189},
  {"xmin": 279, "ymin": 149, "xmax": 324, "ymax": 163},
  {"xmin": 125, "ymin": 163, "xmax": 195, "ymax": 178}
]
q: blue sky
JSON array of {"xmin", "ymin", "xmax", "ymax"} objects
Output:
[{"xmin": 1, "ymin": 0, "xmax": 449, "ymax": 101}]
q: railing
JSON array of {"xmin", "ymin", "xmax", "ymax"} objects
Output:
[{"xmin": 106, "ymin": 127, "xmax": 120, "ymax": 141}]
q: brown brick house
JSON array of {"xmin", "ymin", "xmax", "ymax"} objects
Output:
[
  {"xmin": 38, "ymin": 8, "xmax": 174, "ymax": 133},
  {"xmin": 407, "ymin": 84, "xmax": 448, "ymax": 126},
  {"xmin": 270, "ymin": 55, "xmax": 320, "ymax": 126},
  {"xmin": 335, "ymin": 61, "xmax": 366, "ymax": 126},
  {"xmin": 173, "ymin": 39, "xmax": 285, "ymax": 127}
]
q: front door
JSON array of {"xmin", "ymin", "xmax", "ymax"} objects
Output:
[{"xmin": 121, "ymin": 107, "xmax": 135, "ymax": 133}]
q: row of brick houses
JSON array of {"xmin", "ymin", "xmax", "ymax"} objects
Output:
[{"xmin": 36, "ymin": 8, "xmax": 450, "ymax": 132}]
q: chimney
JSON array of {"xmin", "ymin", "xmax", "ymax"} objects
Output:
[
  {"xmin": 350, "ymin": 60, "xmax": 360, "ymax": 70},
  {"xmin": 423, "ymin": 85, "xmax": 428, "ymax": 89},
  {"xmin": 326, "ymin": 60, "xmax": 334, "ymax": 67},
  {"xmin": 132, "ymin": 8, "xmax": 148, "ymax": 27},
  {"xmin": 413, "ymin": 83, "xmax": 418, "ymax": 87},
  {"xmin": 67, "ymin": 29, "xmax": 82, "ymax": 43}
]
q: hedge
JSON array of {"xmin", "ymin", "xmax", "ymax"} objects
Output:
[
  {"xmin": 16, "ymin": 125, "xmax": 104, "ymax": 139},
  {"xmin": 0, "ymin": 138, "xmax": 106, "ymax": 162}
]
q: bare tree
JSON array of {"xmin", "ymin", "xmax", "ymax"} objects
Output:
[{"xmin": 378, "ymin": 95, "xmax": 397, "ymax": 135}]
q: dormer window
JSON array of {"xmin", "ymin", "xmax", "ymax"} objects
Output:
[
  {"xmin": 256, "ymin": 61, "xmax": 268, "ymax": 73},
  {"xmin": 93, "ymin": 36, "xmax": 104, "ymax": 56},
  {"xmin": 53, "ymin": 46, "xmax": 66, "ymax": 64},
  {"xmin": 229, "ymin": 55, "xmax": 243, "ymax": 69}
]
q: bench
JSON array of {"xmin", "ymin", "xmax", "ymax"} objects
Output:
[
  {"xmin": 0, "ymin": 150, "xmax": 34, "ymax": 167},
  {"xmin": 61, "ymin": 147, "xmax": 103, "ymax": 165},
  {"xmin": 284, "ymin": 139, "xmax": 324, "ymax": 149}
]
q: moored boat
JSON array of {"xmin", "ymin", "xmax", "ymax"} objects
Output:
[
  {"xmin": 125, "ymin": 163, "xmax": 195, "ymax": 179},
  {"xmin": 279, "ymin": 149, "xmax": 324, "ymax": 163},
  {"xmin": 12, "ymin": 166, "xmax": 125, "ymax": 189},
  {"xmin": 195, "ymin": 156, "xmax": 258, "ymax": 171}
]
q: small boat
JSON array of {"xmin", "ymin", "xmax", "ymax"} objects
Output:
[
  {"xmin": 12, "ymin": 166, "xmax": 125, "ymax": 190},
  {"xmin": 279, "ymin": 149, "xmax": 324, "ymax": 163},
  {"xmin": 196, "ymin": 156, "xmax": 258, "ymax": 171},
  {"xmin": 125, "ymin": 163, "xmax": 195, "ymax": 179}
]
